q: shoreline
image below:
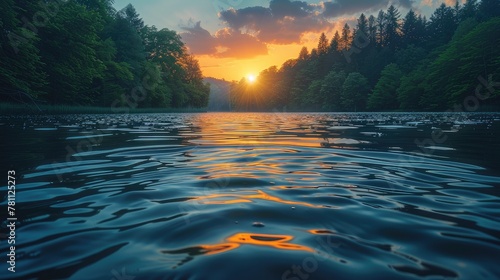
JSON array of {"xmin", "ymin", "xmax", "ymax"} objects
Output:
[
  {"xmin": 1, "ymin": 103, "xmax": 499, "ymax": 115},
  {"xmin": 0, "ymin": 103, "xmax": 208, "ymax": 115}
]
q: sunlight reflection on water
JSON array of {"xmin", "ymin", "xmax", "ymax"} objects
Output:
[{"xmin": 1, "ymin": 112, "xmax": 499, "ymax": 279}]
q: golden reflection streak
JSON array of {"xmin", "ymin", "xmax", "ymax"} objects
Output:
[
  {"xmin": 308, "ymin": 229, "xmax": 337, "ymax": 235},
  {"xmin": 200, "ymin": 243, "xmax": 240, "ymax": 255},
  {"xmin": 227, "ymin": 233, "xmax": 313, "ymax": 252},
  {"xmin": 199, "ymin": 233, "xmax": 313, "ymax": 255},
  {"xmin": 195, "ymin": 190, "xmax": 318, "ymax": 208},
  {"xmin": 190, "ymin": 139, "xmax": 322, "ymax": 148}
]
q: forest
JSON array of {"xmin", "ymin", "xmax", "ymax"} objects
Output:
[
  {"xmin": 0, "ymin": 0, "xmax": 209, "ymax": 109},
  {"xmin": 230, "ymin": 0, "xmax": 500, "ymax": 112}
]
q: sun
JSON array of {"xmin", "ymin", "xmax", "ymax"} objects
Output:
[{"xmin": 247, "ymin": 74, "xmax": 256, "ymax": 83}]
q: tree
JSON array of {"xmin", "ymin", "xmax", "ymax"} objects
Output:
[
  {"xmin": 421, "ymin": 17, "xmax": 500, "ymax": 109},
  {"xmin": 76, "ymin": 0, "xmax": 115, "ymax": 15},
  {"xmin": 340, "ymin": 23, "xmax": 352, "ymax": 50},
  {"xmin": 94, "ymin": 38, "xmax": 134, "ymax": 105},
  {"xmin": 453, "ymin": 0, "xmax": 461, "ymax": 24},
  {"xmin": 178, "ymin": 54, "xmax": 210, "ymax": 107},
  {"xmin": 376, "ymin": 10, "xmax": 386, "ymax": 46},
  {"xmin": 303, "ymin": 80, "xmax": 323, "ymax": 110},
  {"xmin": 108, "ymin": 9, "xmax": 146, "ymax": 76},
  {"xmin": 341, "ymin": 72, "xmax": 370, "ymax": 111},
  {"xmin": 356, "ymin": 13, "xmax": 369, "ymax": 38},
  {"xmin": 0, "ymin": 0, "xmax": 46, "ymax": 101},
  {"xmin": 298, "ymin": 47, "xmax": 309, "ymax": 60},
  {"xmin": 402, "ymin": 10, "xmax": 419, "ymax": 46},
  {"xmin": 329, "ymin": 31, "xmax": 341, "ymax": 52},
  {"xmin": 143, "ymin": 26, "xmax": 185, "ymax": 74},
  {"xmin": 394, "ymin": 45, "xmax": 426, "ymax": 74},
  {"xmin": 368, "ymin": 15, "xmax": 377, "ymax": 40},
  {"xmin": 141, "ymin": 62, "xmax": 172, "ymax": 107},
  {"xmin": 478, "ymin": 0, "xmax": 500, "ymax": 20},
  {"xmin": 461, "ymin": 0, "xmax": 478, "ymax": 20},
  {"xmin": 39, "ymin": 1, "xmax": 106, "ymax": 104},
  {"xmin": 317, "ymin": 32, "xmax": 330, "ymax": 77},
  {"xmin": 320, "ymin": 70, "xmax": 346, "ymax": 111},
  {"xmin": 384, "ymin": 5, "xmax": 401, "ymax": 49},
  {"xmin": 120, "ymin": 4, "xmax": 144, "ymax": 33},
  {"xmin": 367, "ymin": 63, "xmax": 403, "ymax": 110},
  {"xmin": 143, "ymin": 26, "xmax": 186, "ymax": 107},
  {"xmin": 397, "ymin": 67, "xmax": 427, "ymax": 110},
  {"xmin": 428, "ymin": 3, "xmax": 457, "ymax": 47},
  {"xmin": 317, "ymin": 32, "xmax": 329, "ymax": 55}
]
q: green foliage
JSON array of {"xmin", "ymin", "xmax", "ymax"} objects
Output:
[
  {"xmin": 367, "ymin": 64, "xmax": 402, "ymax": 111},
  {"xmin": 394, "ymin": 45, "xmax": 426, "ymax": 74},
  {"xmin": 384, "ymin": 5, "xmax": 401, "ymax": 48},
  {"xmin": 341, "ymin": 72, "xmax": 369, "ymax": 111},
  {"xmin": 421, "ymin": 17, "xmax": 500, "ymax": 109},
  {"xmin": 320, "ymin": 71, "xmax": 346, "ymax": 111},
  {"xmin": 0, "ymin": 2, "xmax": 207, "ymax": 108},
  {"xmin": 478, "ymin": 0, "xmax": 500, "ymax": 20},
  {"xmin": 0, "ymin": 0, "xmax": 46, "ymax": 100},
  {"xmin": 303, "ymin": 80, "xmax": 323, "ymax": 110},
  {"xmin": 107, "ymin": 13, "xmax": 146, "ymax": 75},
  {"xmin": 397, "ymin": 67, "xmax": 427, "ymax": 110},
  {"xmin": 39, "ymin": 1, "xmax": 106, "ymax": 105},
  {"xmin": 428, "ymin": 3, "xmax": 457, "ymax": 47},
  {"xmin": 230, "ymin": 2, "xmax": 499, "ymax": 112}
]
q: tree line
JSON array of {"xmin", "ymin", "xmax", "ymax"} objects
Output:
[
  {"xmin": 0, "ymin": 0, "xmax": 209, "ymax": 108},
  {"xmin": 230, "ymin": 0, "xmax": 500, "ymax": 112}
]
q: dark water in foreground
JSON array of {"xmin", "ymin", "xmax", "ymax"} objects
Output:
[{"xmin": 1, "ymin": 112, "xmax": 500, "ymax": 280}]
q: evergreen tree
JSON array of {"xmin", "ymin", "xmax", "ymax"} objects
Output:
[
  {"xmin": 356, "ymin": 13, "xmax": 369, "ymax": 38},
  {"xmin": 340, "ymin": 23, "xmax": 352, "ymax": 50},
  {"xmin": 330, "ymin": 31, "xmax": 341, "ymax": 52},
  {"xmin": 428, "ymin": 3, "xmax": 458, "ymax": 47},
  {"xmin": 402, "ymin": 10, "xmax": 419, "ymax": 46},
  {"xmin": 317, "ymin": 32, "xmax": 329, "ymax": 55},
  {"xmin": 120, "ymin": 4, "xmax": 145, "ymax": 33},
  {"xmin": 376, "ymin": 10, "xmax": 386, "ymax": 46},
  {"xmin": 478, "ymin": 0, "xmax": 500, "ymax": 20},
  {"xmin": 298, "ymin": 47, "xmax": 309, "ymax": 60},
  {"xmin": 461, "ymin": 0, "xmax": 479, "ymax": 20},
  {"xmin": 384, "ymin": 5, "xmax": 401, "ymax": 49},
  {"xmin": 422, "ymin": 17, "xmax": 500, "ymax": 109},
  {"xmin": 368, "ymin": 15, "xmax": 377, "ymax": 40},
  {"xmin": 108, "ymin": 8, "xmax": 146, "ymax": 76}
]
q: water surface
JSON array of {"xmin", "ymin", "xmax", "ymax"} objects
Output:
[{"xmin": 1, "ymin": 113, "xmax": 500, "ymax": 279}]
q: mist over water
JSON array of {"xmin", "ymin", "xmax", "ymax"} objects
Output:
[{"xmin": 1, "ymin": 112, "xmax": 500, "ymax": 279}]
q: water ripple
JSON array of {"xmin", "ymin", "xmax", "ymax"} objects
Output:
[{"xmin": 1, "ymin": 113, "xmax": 499, "ymax": 279}]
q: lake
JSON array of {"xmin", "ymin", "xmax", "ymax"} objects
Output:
[{"xmin": 1, "ymin": 112, "xmax": 500, "ymax": 279}]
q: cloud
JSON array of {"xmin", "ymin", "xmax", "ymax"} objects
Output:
[
  {"xmin": 215, "ymin": 28, "xmax": 269, "ymax": 58},
  {"xmin": 219, "ymin": 0, "xmax": 330, "ymax": 44},
  {"xmin": 181, "ymin": 0, "xmax": 417, "ymax": 57},
  {"xmin": 269, "ymin": 0, "xmax": 315, "ymax": 18},
  {"xmin": 322, "ymin": 0, "xmax": 414, "ymax": 18},
  {"xmin": 180, "ymin": 21, "xmax": 218, "ymax": 55},
  {"xmin": 180, "ymin": 22, "xmax": 268, "ymax": 58}
]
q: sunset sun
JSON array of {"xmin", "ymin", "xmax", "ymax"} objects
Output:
[{"xmin": 247, "ymin": 74, "xmax": 256, "ymax": 83}]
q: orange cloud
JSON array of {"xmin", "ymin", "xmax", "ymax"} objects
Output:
[
  {"xmin": 182, "ymin": 0, "xmax": 417, "ymax": 80},
  {"xmin": 180, "ymin": 22, "xmax": 268, "ymax": 59},
  {"xmin": 219, "ymin": 1, "xmax": 331, "ymax": 44}
]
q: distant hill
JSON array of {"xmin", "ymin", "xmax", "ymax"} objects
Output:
[{"xmin": 204, "ymin": 77, "xmax": 231, "ymax": 111}]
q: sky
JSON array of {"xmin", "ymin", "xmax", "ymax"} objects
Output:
[{"xmin": 113, "ymin": 0, "xmax": 458, "ymax": 81}]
